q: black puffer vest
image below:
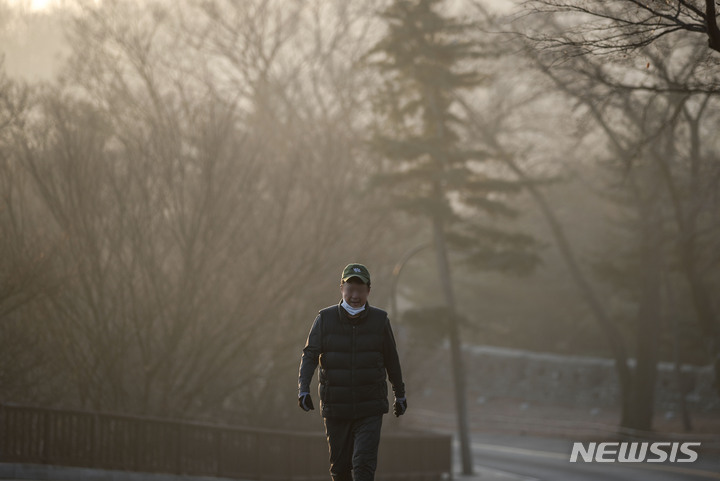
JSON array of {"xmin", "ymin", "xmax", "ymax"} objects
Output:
[{"xmin": 318, "ymin": 302, "xmax": 389, "ymax": 419}]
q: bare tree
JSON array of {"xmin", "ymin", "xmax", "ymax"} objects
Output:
[
  {"xmin": 2, "ymin": 0, "xmax": 417, "ymax": 428},
  {"xmin": 489, "ymin": 8, "xmax": 720, "ymax": 427},
  {"xmin": 0, "ymin": 63, "xmax": 65, "ymax": 406},
  {"xmin": 522, "ymin": 0, "xmax": 720, "ymax": 55}
]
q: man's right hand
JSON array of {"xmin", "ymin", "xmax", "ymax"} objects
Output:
[{"xmin": 298, "ymin": 392, "xmax": 314, "ymax": 411}]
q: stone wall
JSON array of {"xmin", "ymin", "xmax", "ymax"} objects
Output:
[{"xmin": 409, "ymin": 341, "xmax": 719, "ymax": 415}]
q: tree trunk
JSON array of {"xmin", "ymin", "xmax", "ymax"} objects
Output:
[
  {"xmin": 454, "ymin": 97, "xmax": 636, "ymax": 428},
  {"xmin": 664, "ymin": 271, "xmax": 694, "ymax": 431},
  {"xmin": 654, "ymin": 101, "xmax": 720, "ymax": 398},
  {"xmin": 498, "ymin": 154, "xmax": 635, "ymax": 430},
  {"xmin": 622, "ymin": 207, "xmax": 661, "ymax": 431},
  {"xmin": 431, "ymin": 184, "xmax": 473, "ymax": 476}
]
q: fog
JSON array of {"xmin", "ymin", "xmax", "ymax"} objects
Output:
[{"xmin": 1, "ymin": 0, "xmax": 719, "ymax": 476}]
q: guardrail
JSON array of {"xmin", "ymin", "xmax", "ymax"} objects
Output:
[{"xmin": 0, "ymin": 403, "xmax": 451, "ymax": 481}]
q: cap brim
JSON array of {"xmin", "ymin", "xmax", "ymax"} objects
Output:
[{"xmin": 342, "ymin": 275, "xmax": 369, "ymax": 284}]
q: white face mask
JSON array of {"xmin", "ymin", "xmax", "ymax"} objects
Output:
[{"xmin": 341, "ymin": 298, "xmax": 365, "ymax": 315}]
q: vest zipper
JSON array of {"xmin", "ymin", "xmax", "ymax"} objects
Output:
[{"xmin": 352, "ymin": 323, "xmax": 356, "ymax": 417}]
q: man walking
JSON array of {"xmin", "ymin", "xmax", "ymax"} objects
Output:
[{"xmin": 298, "ymin": 263, "xmax": 407, "ymax": 481}]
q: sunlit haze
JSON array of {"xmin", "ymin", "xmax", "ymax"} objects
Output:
[{"xmin": 0, "ymin": 0, "xmax": 718, "ymax": 479}]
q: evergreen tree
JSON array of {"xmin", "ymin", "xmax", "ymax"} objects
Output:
[{"xmin": 362, "ymin": 0, "xmax": 540, "ymax": 474}]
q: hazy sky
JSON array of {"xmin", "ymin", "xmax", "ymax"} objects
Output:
[
  {"xmin": 7, "ymin": 0, "xmax": 67, "ymax": 10},
  {"xmin": 8, "ymin": 0, "xmax": 515, "ymax": 12},
  {"xmin": 1, "ymin": 0, "xmax": 517, "ymax": 81}
]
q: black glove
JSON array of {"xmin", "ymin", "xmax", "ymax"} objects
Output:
[
  {"xmin": 298, "ymin": 392, "xmax": 314, "ymax": 411},
  {"xmin": 393, "ymin": 396, "xmax": 407, "ymax": 417}
]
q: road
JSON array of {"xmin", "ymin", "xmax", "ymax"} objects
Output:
[{"xmin": 452, "ymin": 433, "xmax": 720, "ymax": 481}]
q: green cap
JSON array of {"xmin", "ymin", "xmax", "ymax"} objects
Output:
[{"xmin": 341, "ymin": 263, "xmax": 370, "ymax": 285}]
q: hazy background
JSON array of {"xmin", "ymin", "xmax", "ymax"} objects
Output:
[{"xmin": 1, "ymin": 0, "xmax": 718, "ymax": 444}]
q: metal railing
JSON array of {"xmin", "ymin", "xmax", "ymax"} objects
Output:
[{"xmin": 0, "ymin": 403, "xmax": 451, "ymax": 481}]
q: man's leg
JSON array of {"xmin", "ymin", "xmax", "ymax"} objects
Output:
[
  {"xmin": 351, "ymin": 414, "xmax": 383, "ymax": 481},
  {"xmin": 323, "ymin": 416, "xmax": 354, "ymax": 481}
]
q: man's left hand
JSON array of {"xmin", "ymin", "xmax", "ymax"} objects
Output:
[{"xmin": 393, "ymin": 397, "xmax": 407, "ymax": 417}]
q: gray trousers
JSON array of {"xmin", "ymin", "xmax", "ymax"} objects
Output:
[{"xmin": 322, "ymin": 414, "xmax": 383, "ymax": 481}]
